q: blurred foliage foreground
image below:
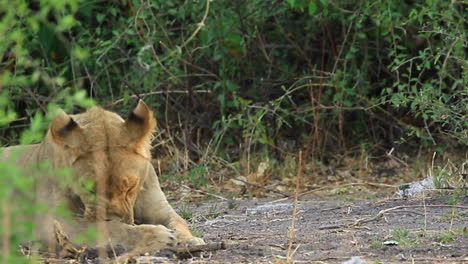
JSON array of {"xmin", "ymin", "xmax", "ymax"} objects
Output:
[{"xmin": 0, "ymin": 0, "xmax": 466, "ymax": 262}]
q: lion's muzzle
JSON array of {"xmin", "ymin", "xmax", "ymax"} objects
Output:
[{"xmin": 84, "ymin": 201, "xmax": 134, "ymax": 225}]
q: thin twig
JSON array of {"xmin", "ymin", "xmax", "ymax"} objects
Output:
[
  {"xmin": 106, "ymin": 90, "xmax": 211, "ymax": 107},
  {"xmin": 423, "ymin": 119, "xmax": 437, "ymax": 145},
  {"xmin": 161, "ymin": 0, "xmax": 210, "ymax": 62},
  {"xmin": 181, "ymin": 184, "xmax": 228, "ymax": 201},
  {"xmin": 24, "ymin": 87, "xmax": 47, "ymax": 112},
  {"xmin": 353, "ymin": 204, "xmax": 468, "ymax": 226},
  {"xmin": 228, "ymin": 175, "xmax": 291, "ymax": 198},
  {"xmin": 319, "ymin": 204, "xmax": 468, "ymax": 230}
]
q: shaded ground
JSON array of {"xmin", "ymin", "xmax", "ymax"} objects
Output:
[{"xmin": 178, "ymin": 195, "xmax": 468, "ymax": 263}]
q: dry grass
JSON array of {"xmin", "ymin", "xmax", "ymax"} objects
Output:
[{"xmin": 286, "ymin": 151, "xmax": 303, "ymax": 263}]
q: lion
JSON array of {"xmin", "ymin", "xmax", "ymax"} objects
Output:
[{"xmin": 1, "ymin": 100, "xmax": 204, "ymax": 255}]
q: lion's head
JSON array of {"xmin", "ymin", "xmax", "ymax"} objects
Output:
[{"xmin": 47, "ymin": 100, "xmax": 156, "ymax": 224}]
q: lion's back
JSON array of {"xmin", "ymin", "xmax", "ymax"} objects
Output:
[{"xmin": 0, "ymin": 144, "xmax": 39, "ymax": 165}]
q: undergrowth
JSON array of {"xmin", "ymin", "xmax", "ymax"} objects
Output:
[
  {"xmin": 1, "ymin": 0, "xmax": 465, "ymax": 165},
  {"xmin": 0, "ymin": 0, "xmax": 466, "ymax": 260}
]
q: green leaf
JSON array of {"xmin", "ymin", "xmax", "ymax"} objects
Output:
[
  {"xmin": 58, "ymin": 15, "xmax": 75, "ymax": 31},
  {"xmin": 72, "ymin": 47, "xmax": 89, "ymax": 60},
  {"xmin": 96, "ymin": 13, "xmax": 105, "ymax": 23},
  {"xmin": 110, "ymin": 7, "xmax": 117, "ymax": 16},
  {"xmin": 225, "ymin": 80, "xmax": 240, "ymax": 91},
  {"xmin": 287, "ymin": 0, "xmax": 296, "ymax": 8},
  {"xmin": 308, "ymin": 2, "xmax": 317, "ymax": 15}
]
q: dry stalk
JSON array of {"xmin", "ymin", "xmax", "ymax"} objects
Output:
[
  {"xmin": 178, "ymin": 113, "xmax": 189, "ymax": 171},
  {"xmin": 161, "ymin": 89, "xmax": 184, "ymax": 170},
  {"xmin": 286, "ymin": 151, "xmax": 303, "ymax": 263},
  {"xmin": 422, "ymin": 152, "xmax": 438, "ymax": 234}
]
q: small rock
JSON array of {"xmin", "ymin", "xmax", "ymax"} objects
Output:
[
  {"xmin": 341, "ymin": 256, "xmax": 368, "ymax": 264},
  {"xmin": 245, "ymin": 203, "xmax": 293, "ymax": 215},
  {"xmin": 397, "ymin": 177, "xmax": 435, "ymax": 198}
]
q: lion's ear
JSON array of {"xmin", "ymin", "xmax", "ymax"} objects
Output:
[
  {"xmin": 124, "ymin": 100, "xmax": 156, "ymax": 145},
  {"xmin": 50, "ymin": 109, "xmax": 84, "ymax": 148}
]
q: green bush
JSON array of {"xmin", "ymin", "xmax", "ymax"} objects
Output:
[{"xmin": 2, "ymin": 0, "xmax": 465, "ymax": 156}]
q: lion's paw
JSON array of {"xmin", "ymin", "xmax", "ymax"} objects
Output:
[
  {"xmin": 178, "ymin": 235, "xmax": 205, "ymax": 246},
  {"xmin": 136, "ymin": 224, "xmax": 178, "ymax": 248}
]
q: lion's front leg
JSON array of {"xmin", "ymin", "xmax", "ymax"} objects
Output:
[
  {"xmin": 134, "ymin": 164, "xmax": 205, "ymax": 245},
  {"xmin": 37, "ymin": 218, "xmax": 177, "ymax": 255}
]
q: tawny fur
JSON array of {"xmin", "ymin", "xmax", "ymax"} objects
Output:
[{"xmin": 1, "ymin": 101, "xmax": 204, "ymax": 255}]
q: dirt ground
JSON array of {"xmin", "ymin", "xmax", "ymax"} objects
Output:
[
  {"xmin": 171, "ymin": 194, "xmax": 467, "ymax": 264},
  {"xmin": 35, "ymin": 193, "xmax": 467, "ymax": 263}
]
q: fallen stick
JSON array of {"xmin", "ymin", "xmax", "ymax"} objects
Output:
[
  {"xmin": 168, "ymin": 241, "xmax": 228, "ymax": 253},
  {"xmin": 119, "ymin": 241, "xmax": 229, "ymax": 262}
]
